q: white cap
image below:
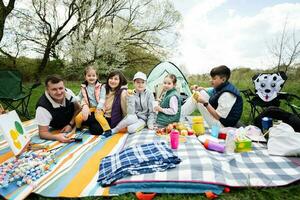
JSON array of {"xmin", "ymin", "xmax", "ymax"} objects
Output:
[{"xmin": 133, "ymin": 72, "xmax": 147, "ymax": 81}]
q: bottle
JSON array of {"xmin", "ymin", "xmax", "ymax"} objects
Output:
[
  {"xmin": 225, "ymin": 130, "xmax": 236, "ymax": 153},
  {"xmin": 170, "ymin": 130, "xmax": 179, "ymax": 149},
  {"xmin": 203, "ymin": 139, "xmax": 225, "ymax": 153},
  {"xmin": 261, "ymin": 117, "xmax": 270, "ymax": 133},
  {"xmin": 192, "ymin": 116, "xmax": 205, "ymax": 136}
]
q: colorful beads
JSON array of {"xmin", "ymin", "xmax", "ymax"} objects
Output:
[{"xmin": 0, "ymin": 151, "xmax": 55, "ymax": 188}]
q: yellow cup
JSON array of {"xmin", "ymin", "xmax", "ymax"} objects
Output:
[{"xmin": 192, "ymin": 116, "xmax": 205, "ymax": 136}]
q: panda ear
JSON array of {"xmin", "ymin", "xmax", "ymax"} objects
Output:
[
  {"xmin": 252, "ymin": 73, "xmax": 259, "ymax": 81},
  {"xmin": 278, "ymin": 71, "xmax": 287, "ymax": 80}
]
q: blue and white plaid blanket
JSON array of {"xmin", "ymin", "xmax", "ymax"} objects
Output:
[
  {"xmin": 97, "ymin": 142, "xmax": 181, "ymax": 186},
  {"xmin": 113, "ymin": 130, "xmax": 300, "ymax": 187}
]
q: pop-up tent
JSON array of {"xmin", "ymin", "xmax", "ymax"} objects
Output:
[{"xmin": 146, "ymin": 62, "xmax": 192, "ymax": 102}]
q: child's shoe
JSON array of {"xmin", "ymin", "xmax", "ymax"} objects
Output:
[
  {"xmin": 75, "ymin": 127, "xmax": 82, "ymax": 133},
  {"xmin": 102, "ymin": 129, "xmax": 112, "ymax": 138}
]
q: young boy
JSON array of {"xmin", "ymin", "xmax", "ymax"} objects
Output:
[
  {"xmin": 109, "ymin": 71, "xmax": 156, "ymax": 134},
  {"xmin": 181, "ymin": 65, "xmax": 243, "ymax": 127}
]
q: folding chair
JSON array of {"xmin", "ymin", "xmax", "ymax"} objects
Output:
[
  {"xmin": 281, "ymin": 92, "xmax": 300, "ymax": 118},
  {"xmin": 241, "ymin": 71, "xmax": 290, "ymax": 122},
  {"xmin": 0, "ymin": 69, "xmax": 40, "ymax": 119}
]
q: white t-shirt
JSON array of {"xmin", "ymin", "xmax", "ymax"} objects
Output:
[
  {"xmin": 35, "ymin": 88, "xmax": 77, "ymax": 127},
  {"xmin": 215, "ymin": 92, "xmax": 237, "ymax": 119}
]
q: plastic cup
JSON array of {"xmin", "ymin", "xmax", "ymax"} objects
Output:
[
  {"xmin": 170, "ymin": 130, "xmax": 179, "ymax": 149},
  {"xmin": 211, "ymin": 124, "xmax": 220, "ymax": 138}
]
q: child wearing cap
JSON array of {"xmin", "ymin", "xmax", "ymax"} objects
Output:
[{"xmin": 109, "ymin": 71, "xmax": 156, "ymax": 134}]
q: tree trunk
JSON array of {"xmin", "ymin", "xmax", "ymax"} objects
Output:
[
  {"xmin": 35, "ymin": 46, "xmax": 51, "ymax": 82},
  {"xmin": 0, "ymin": 13, "xmax": 5, "ymax": 42},
  {"xmin": 0, "ymin": 0, "xmax": 16, "ymax": 43}
]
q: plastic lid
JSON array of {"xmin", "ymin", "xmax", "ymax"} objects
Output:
[
  {"xmin": 192, "ymin": 116, "xmax": 203, "ymax": 122},
  {"xmin": 204, "ymin": 139, "xmax": 209, "ymax": 149}
]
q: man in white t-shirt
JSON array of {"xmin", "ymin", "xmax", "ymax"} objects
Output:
[
  {"xmin": 181, "ymin": 65, "xmax": 243, "ymax": 127},
  {"xmin": 35, "ymin": 75, "xmax": 80, "ymax": 142}
]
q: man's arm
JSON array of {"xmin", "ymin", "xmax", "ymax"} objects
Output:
[{"xmin": 38, "ymin": 125, "xmax": 72, "ymax": 143}]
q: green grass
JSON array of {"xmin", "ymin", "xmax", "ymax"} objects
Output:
[{"xmin": 23, "ymin": 79, "xmax": 300, "ymax": 199}]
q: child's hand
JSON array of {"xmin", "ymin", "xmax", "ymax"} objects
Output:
[
  {"xmin": 190, "ymin": 85, "xmax": 198, "ymax": 91},
  {"xmin": 191, "ymin": 85, "xmax": 204, "ymax": 92},
  {"xmin": 127, "ymin": 89, "xmax": 134, "ymax": 96},
  {"xmin": 95, "ymin": 109, "xmax": 104, "ymax": 115},
  {"xmin": 154, "ymin": 105, "xmax": 163, "ymax": 112},
  {"xmin": 148, "ymin": 125, "xmax": 154, "ymax": 130},
  {"xmin": 196, "ymin": 94, "xmax": 206, "ymax": 104},
  {"xmin": 82, "ymin": 105, "xmax": 90, "ymax": 120}
]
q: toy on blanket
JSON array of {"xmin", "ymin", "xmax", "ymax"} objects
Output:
[{"xmin": 0, "ymin": 150, "xmax": 55, "ymax": 188}]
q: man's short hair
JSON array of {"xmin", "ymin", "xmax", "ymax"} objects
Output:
[
  {"xmin": 210, "ymin": 65, "xmax": 231, "ymax": 81},
  {"xmin": 45, "ymin": 74, "xmax": 64, "ymax": 87}
]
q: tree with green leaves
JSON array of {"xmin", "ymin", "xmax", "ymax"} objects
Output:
[{"xmin": 66, "ymin": 0, "xmax": 180, "ymax": 76}]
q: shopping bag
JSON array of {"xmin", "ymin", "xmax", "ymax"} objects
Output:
[{"xmin": 267, "ymin": 122, "xmax": 300, "ymax": 156}]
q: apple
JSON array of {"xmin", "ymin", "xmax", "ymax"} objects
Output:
[
  {"xmin": 127, "ymin": 89, "xmax": 134, "ymax": 95},
  {"xmin": 166, "ymin": 124, "xmax": 174, "ymax": 133},
  {"xmin": 187, "ymin": 128, "xmax": 195, "ymax": 136},
  {"xmin": 180, "ymin": 129, "xmax": 188, "ymax": 136},
  {"xmin": 172, "ymin": 122, "xmax": 177, "ymax": 129}
]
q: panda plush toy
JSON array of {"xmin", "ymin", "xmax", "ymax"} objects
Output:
[{"xmin": 252, "ymin": 71, "xmax": 287, "ymax": 102}]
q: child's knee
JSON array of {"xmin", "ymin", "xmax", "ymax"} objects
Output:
[
  {"xmin": 126, "ymin": 114, "xmax": 138, "ymax": 123},
  {"xmin": 128, "ymin": 122, "xmax": 145, "ymax": 133}
]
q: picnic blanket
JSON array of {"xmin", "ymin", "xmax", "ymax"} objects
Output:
[
  {"xmin": 0, "ymin": 120, "xmax": 222, "ymax": 199},
  {"xmin": 0, "ymin": 120, "xmax": 128, "ymax": 199},
  {"xmin": 114, "ymin": 129, "xmax": 300, "ymax": 188},
  {"xmin": 2, "ymin": 120, "xmax": 300, "ymax": 199}
]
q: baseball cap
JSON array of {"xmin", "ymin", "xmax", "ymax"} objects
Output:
[{"xmin": 133, "ymin": 72, "xmax": 147, "ymax": 81}]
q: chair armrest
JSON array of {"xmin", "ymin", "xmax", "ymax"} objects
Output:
[{"xmin": 240, "ymin": 89, "xmax": 255, "ymax": 101}]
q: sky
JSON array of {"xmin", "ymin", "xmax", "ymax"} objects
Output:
[{"xmin": 170, "ymin": 0, "xmax": 300, "ymax": 74}]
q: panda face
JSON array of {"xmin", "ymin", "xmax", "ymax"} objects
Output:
[{"xmin": 253, "ymin": 73, "xmax": 285, "ymax": 102}]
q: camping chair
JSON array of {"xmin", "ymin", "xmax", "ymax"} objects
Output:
[
  {"xmin": 241, "ymin": 71, "xmax": 299, "ymax": 122},
  {"xmin": 0, "ymin": 69, "xmax": 40, "ymax": 119},
  {"xmin": 281, "ymin": 92, "xmax": 300, "ymax": 118}
]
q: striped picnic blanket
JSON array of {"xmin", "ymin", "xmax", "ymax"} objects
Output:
[
  {"xmin": 115, "ymin": 129, "xmax": 300, "ymax": 187},
  {"xmin": 0, "ymin": 120, "xmax": 128, "ymax": 199}
]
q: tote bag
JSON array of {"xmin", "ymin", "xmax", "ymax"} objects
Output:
[{"xmin": 267, "ymin": 122, "xmax": 300, "ymax": 156}]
